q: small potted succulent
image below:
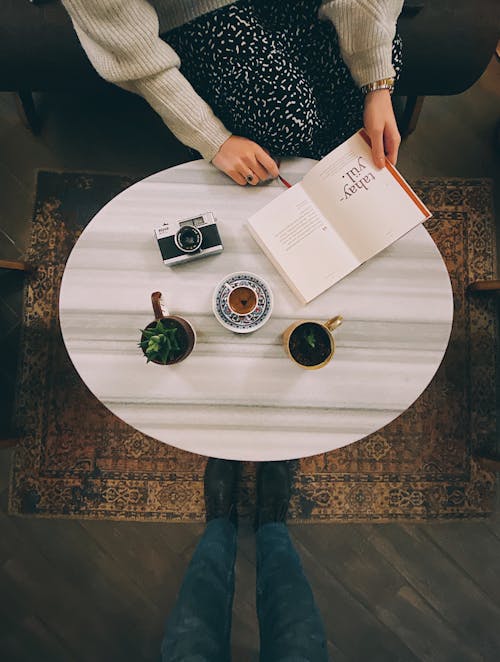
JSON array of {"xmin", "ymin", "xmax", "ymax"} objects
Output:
[
  {"xmin": 283, "ymin": 316, "xmax": 343, "ymax": 370},
  {"xmin": 139, "ymin": 292, "xmax": 196, "ymax": 365}
]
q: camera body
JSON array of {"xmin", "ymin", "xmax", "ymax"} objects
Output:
[{"xmin": 154, "ymin": 212, "xmax": 223, "ymax": 266}]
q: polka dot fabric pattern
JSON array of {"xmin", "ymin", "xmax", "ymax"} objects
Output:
[{"xmin": 165, "ymin": 0, "xmax": 403, "ymax": 159}]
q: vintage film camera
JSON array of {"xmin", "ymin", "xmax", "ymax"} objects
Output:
[{"xmin": 154, "ymin": 212, "xmax": 223, "ymax": 266}]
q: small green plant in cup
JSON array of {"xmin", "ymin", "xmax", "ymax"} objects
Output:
[
  {"xmin": 139, "ymin": 292, "xmax": 196, "ymax": 365},
  {"xmin": 139, "ymin": 319, "xmax": 182, "ymax": 364},
  {"xmin": 283, "ymin": 316, "xmax": 343, "ymax": 370},
  {"xmin": 304, "ymin": 328, "xmax": 316, "ymax": 349}
]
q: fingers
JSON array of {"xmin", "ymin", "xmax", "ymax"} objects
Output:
[
  {"xmin": 241, "ymin": 163, "xmax": 265, "ymax": 185},
  {"xmin": 229, "ymin": 170, "xmax": 249, "ymax": 186},
  {"xmin": 363, "ymin": 89, "xmax": 402, "ymax": 169},
  {"xmin": 255, "ymin": 147, "xmax": 280, "ymax": 179},
  {"xmin": 369, "ymin": 129, "xmax": 386, "ymax": 169},
  {"xmin": 225, "ymin": 167, "xmax": 261, "ymax": 187},
  {"xmin": 241, "ymin": 148, "xmax": 280, "ymax": 185},
  {"xmin": 384, "ymin": 127, "xmax": 401, "ymax": 165},
  {"xmin": 211, "ymin": 135, "xmax": 280, "ymax": 186},
  {"xmin": 367, "ymin": 125, "xmax": 401, "ymax": 168}
]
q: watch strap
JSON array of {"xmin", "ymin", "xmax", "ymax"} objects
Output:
[{"xmin": 361, "ymin": 77, "xmax": 395, "ymax": 95}]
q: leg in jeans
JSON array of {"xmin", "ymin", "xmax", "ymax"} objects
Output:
[
  {"xmin": 161, "ymin": 517, "xmax": 237, "ymax": 662},
  {"xmin": 256, "ymin": 522, "xmax": 328, "ymax": 662}
]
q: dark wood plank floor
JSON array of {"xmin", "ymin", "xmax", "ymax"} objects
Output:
[{"xmin": 1, "ymin": 55, "xmax": 499, "ymax": 661}]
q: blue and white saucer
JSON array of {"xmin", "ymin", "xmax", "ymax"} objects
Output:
[{"xmin": 212, "ymin": 272, "xmax": 273, "ymax": 334}]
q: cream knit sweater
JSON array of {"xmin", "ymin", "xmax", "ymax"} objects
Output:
[{"xmin": 62, "ymin": 0, "xmax": 403, "ymax": 161}]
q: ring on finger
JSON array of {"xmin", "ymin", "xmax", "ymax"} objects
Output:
[{"xmin": 245, "ymin": 173, "xmax": 255, "ymax": 183}]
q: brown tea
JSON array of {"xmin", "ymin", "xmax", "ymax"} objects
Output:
[{"xmin": 228, "ymin": 286, "xmax": 257, "ymax": 315}]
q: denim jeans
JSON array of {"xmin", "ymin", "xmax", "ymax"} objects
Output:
[{"xmin": 161, "ymin": 518, "xmax": 328, "ymax": 662}]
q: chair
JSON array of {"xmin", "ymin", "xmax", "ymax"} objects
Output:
[
  {"xmin": 0, "ymin": 259, "xmax": 31, "ymax": 273},
  {"xmin": 467, "ymin": 280, "xmax": 500, "ymax": 471},
  {"xmin": 0, "ymin": 0, "xmax": 498, "ymax": 137},
  {"xmin": 0, "ymin": 259, "xmax": 32, "ymax": 448}
]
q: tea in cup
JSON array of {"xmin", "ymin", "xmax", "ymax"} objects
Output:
[
  {"xmin": 212, "ymin": 272, "xmax": 274, "ymax": 333},
  {"xmin": 227, "ymin": 284, "xmax": 258, "ymax": 315}
]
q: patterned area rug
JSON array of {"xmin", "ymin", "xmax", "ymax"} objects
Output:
[{"xmin": 9, "ymin": 172, "xmax": 498, "ymax": 522}]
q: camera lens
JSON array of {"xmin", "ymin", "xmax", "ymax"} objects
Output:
[{"xmin": 175, "ymin": 225, "xmax": 203, "ymax": 253}]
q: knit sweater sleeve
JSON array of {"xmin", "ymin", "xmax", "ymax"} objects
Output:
[
  {"xmin": 61, "ymin": 0, "xmax": 231, "ymax": 161},
  {"xmin": 320, "ymin": 0, "xmax": 404, "ymax": 87}
]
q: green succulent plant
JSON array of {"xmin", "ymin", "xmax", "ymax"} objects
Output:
[
  {"xmin": 139, "ymin": 320, "xmax": 182, "ymax": 364},
  {"xmin": 304, "ymin": 328, "xmax": 316, "ymax": 349}
]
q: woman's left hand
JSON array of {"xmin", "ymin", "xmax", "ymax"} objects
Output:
[{"xmin": 363, "ymin": 89, "xmax": 401, "ymax": 168}]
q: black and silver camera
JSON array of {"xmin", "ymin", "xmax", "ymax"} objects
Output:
[{"xmin": 154, "ymin": 211, "xmax": 223, "ymax": 266}]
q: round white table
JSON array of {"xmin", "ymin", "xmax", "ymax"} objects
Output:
[{"xmin": 59, "ymin": 160, "xmax": 453, "ymax": 461}]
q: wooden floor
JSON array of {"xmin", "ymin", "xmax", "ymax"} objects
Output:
[{"xmin": 1, "ymin": 56, "xmax": 500, "ymax": 661}]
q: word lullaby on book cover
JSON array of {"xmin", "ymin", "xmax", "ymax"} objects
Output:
[{"xmin": 247, "ymin": 129, "xmax": 431, "ymax": 304}]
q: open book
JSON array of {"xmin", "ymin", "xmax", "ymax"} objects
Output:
[{"xmin": 247, "ymin": 129, "xmax": 431, "ymax": 304}]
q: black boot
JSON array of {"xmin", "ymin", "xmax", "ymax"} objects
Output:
[
  {"xmin": 255, "ymin": 461, "xmax": 291, "ymax": 530},
  {"xmin": 204, "ymin": 458, "xmax": 239, "ymax": 525}
]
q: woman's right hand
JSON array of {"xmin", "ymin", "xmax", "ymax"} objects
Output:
[{"xmin": 211, "ymin": 135, "xmax": 280, "ymax": 186}]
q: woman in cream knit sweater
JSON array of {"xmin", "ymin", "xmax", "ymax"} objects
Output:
[{"xmin": 62, "ymin": 0, "xmax": 403, "ymax": 185}]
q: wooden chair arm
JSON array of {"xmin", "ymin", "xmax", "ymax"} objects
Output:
[
  {"xmin": 474, "ymin": 455, "xmax": 500, "ymax": 473},
  {"xmin": 0, "ymin": 259, "xmax": 31, "ymax": 272},
  {"xmin": 0, "ymin": 438, "xmax": 20, "ymax": 449},
  {"xmin": 467, "ymin": 280, "xmax": 500, "ymax": 293}
]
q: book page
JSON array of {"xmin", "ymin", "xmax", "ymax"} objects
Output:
[
  {"xmin": 302, "ymin": 131, "xmax": 430, "ymax": 263},
  {"xmin": 247, "ymin": 183, "xmax": 358, "ymax": 303}
]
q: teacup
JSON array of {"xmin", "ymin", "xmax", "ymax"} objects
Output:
[
  {"xmin": 226, "ymin": 283, "xmax": 259, "ymax": 315},
  {"xmin": 282, "ymin": 315, "xmax": 343, "ymax": 370},
  {"xmin": 140, "ymin": 291, "xmax": 196, "ymax": 365},
  {"xmin": 212, "ymin": 272, "xmax": 274, "ymax": 334}
]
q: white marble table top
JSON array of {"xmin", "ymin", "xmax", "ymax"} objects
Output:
[{"xmin": 59, "ymin": 160, "xmax": 453, "ymax": 461}]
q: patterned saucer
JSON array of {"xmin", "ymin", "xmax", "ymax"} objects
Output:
[{"xmin": 212, "ymin": 272, "xmax": 273, "ymax": 333}]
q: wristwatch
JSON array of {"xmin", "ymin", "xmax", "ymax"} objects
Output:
[{"xmin": 361, "ymin": 77, "xmax": 395, "ymax": 95}]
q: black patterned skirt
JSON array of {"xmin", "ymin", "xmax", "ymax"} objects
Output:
[{"xmin": 165, "ymin": 0, "xmax": 403, "ymax": 159}]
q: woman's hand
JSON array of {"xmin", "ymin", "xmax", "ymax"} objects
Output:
[
  {"xmin": 212, "ymin": 135, "xmax": 280, "ymax": 185},
  {"xmin": 363, "ymin": 89, "xmax": 401, "ymax": 168}
]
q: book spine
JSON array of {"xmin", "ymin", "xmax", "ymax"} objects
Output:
[{"xmin": 358, "ymin": 129, "xmax": 432, "ymax": 219}]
